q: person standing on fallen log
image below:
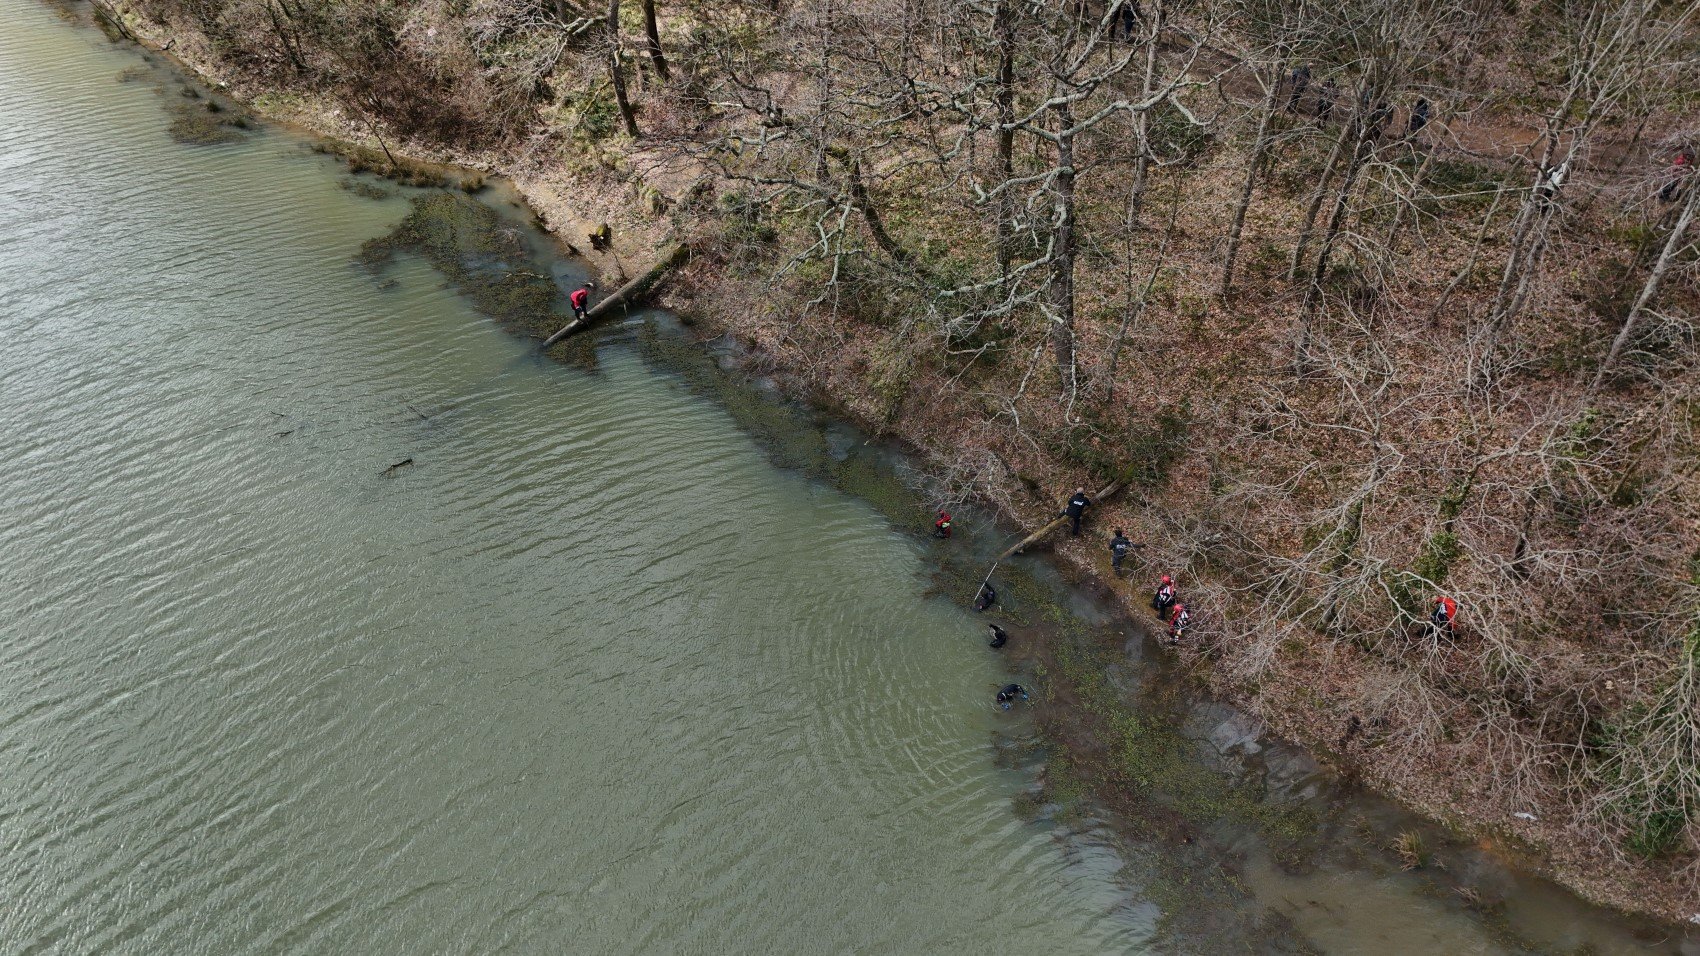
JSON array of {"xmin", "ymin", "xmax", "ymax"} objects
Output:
[
  {"xmin": 569, "ymin": 281, "xmax": 596, "ymax": 321},
  {"xmin": 1063, "ymin": 488, "xmax": 1091, "ymax": 537}
]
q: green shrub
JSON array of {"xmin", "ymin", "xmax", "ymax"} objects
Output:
[
  {"xmin": 1119, "ymin": 409, "xmax": 1190, "ymax": 488},
  {"xmin": 1627, "ymin": 807, "xmax": 1686, "ymax": 859},
  {"xmin": 1148, "ymin": 102, "xmax": 1214, "ymax": 166}
]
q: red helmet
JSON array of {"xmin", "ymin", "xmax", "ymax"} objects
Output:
[
  {"xmin": 1173, "ymin": 602, "xmax": 1186, "ymax": 613},
  {"xmin": 1160, "ymin": 575, "xmax": 1173, "ymax": 585}
]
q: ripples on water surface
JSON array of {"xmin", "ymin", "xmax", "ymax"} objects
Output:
[
  {"xmin": 0, "ymin": 6, "xmax": 1148, "ymax": 952},
  {"xmin": 1, "ymin": 3, "xmax": 1692, "ymax": 954}
]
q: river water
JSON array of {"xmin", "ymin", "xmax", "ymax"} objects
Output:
[{"xmin": 0, "ymin": 3, "xmax": 1690, "ymax": 953}]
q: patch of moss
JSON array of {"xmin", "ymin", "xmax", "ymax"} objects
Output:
[
  {"xmin": 339, "ymin": 177, "xmax": 394, "ymax": 201},
  {"xmin": 356, "ymin": 191, "xmax": 570, "ymax": 338},
  {"xmin": 309, "ymin": 140, "xmax": 479, "ymax": 190},
  {"xmin": 1419, "ymin": 158, "xmax": 1505, "ymax": 214},
  {"xmin": 167, "ymin": 96, "xmax": 254, "ymax": 146},
  {"xmin": 1052, "ymin": 628, "xmax": 1327, "ymax": 864}
]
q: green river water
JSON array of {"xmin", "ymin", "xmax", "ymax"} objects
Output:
[{"xmin": 0, "ymin": 3, "xmax": 1692, "ymax": 952}]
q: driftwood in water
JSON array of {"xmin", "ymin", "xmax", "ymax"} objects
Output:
[
  {"xmin": 540, "ymin": 244, "xmax": 691, "ymax": 349},
  {"xmin": 381, "ymin": 458, "xmax": 414, "ymax": 478},
  {"xmin": 996, "ymin": 480, "xmax": 1125, "ymax": 560}
]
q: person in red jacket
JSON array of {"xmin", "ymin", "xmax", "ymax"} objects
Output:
[
  {"xmin": 933, "ymin": 510, "xmax": 953, "ymax": 538},
  {"xmin": 1167, "ymin": 603, "xmax": 1191, "ymax": 645},
  {"xmin": 569, "ymin": 281, "xmax": 596, "ymax": 321},
  {"xmin": 1660, "ymin": 148, "xmax": 1693, "ymax": 203},
  {"xmin": 1430, "ymin": 595, "xmax": 1458, "ymax": 636},
  {"xmin": 1151, "ymin": 574, "xmax": 1177, "ymax": 620}
]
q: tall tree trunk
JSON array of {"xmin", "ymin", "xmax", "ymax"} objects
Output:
[
  {"xmin": 639, "ymin": 0, "xmax": 669, "ymax": 82},
  {"xmin": 1589, "ymin": 179, "xmax": 1700, "ymax": 393},
  {"xmin": 1219, "ymin": 63, "xmax": 1282, "ymax": 298},
  {"xmin": 264, "ymin": 0, "xmax": 308, "ymax": 73},
  {"xmin": 1426, "ymin": 187, "xmax": 1506, "ymax": 327},
  {"xmin": 993, "ymin": 0, "xmax": 1017, "ymax": 279},
  {"xmin": 1288, "ymin": 110, "xmax": 1356, "ymax": 280},
  {"xmin": 1382, "ymin": 142, "xmax": 1437, "ymax": 256},
  {"xmin": 607, "ymin": 0, "xmax": 640, "ymax": 137},
  {"xmin": 1125, "ymin": 0, "xmax": 1164, "ymax": 221},
  {"xmin": 1108, "ymin": 194, "xmax": 1180, "ymax": 394},
  {"xmin": 1049, "ymin": 100, "xmax": 1080, "ymax": 400},
  {"xmin": 847, "ymin": 158, "xmax": 913, "ymax": 266},
  {"xmin": 1299, "ymin": 131, "xmax": 1373, "ymax": 320},
  {"xmin": 1478, "ymin": 84, "xmax": 1585, "ymax": 363}
]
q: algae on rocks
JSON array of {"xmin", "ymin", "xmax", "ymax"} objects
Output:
[
  {"xmin": 356, "ymin": 191, "xmax": 571, "ymax": 340},
  {"xmin": 167, "ymin": 93, "xmax": 254, "ymax": 145}
]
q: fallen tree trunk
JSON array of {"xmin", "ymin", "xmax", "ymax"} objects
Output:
[
  {"xmin": 541, "ymin": 243, "xmax": 690, "ymax": 349},
  {"xmin": 997, "ymin": 479, "xmax": 1125, "ymax": 560}
]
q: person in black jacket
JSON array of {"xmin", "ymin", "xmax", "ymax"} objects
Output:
[
  {"xmin": 1316, "ymin": 79, "xmax": 1337, "ymax": 125},
  {"xmin": 987, "ymin": 624, "xmax": 1009, "ymax": 649},
  {"xmin": 996, "ymin": 683, "xmax": 1029, "ymax": 710},
  {"xmin": 1286, "ymin": 63, "xmax": 1311, "ymax": 113},
  {"xmin": 1407, "ymin": 97, "xmax": 1431, "ymax": 138},
  {"xmin": 1109, "ymin": 528, "xmax": 1136, "ymax": 572},
  {"xmin": 1064, "ymin": 488, "xmax": 1090, "ymax": 537},
  {"xmin": 1110, "ymin": 0, "xmax": 1139, "ymax": 40}
]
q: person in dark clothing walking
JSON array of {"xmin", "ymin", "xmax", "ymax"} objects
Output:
[
  {"xmin": 996, "ymin": 683, "xmax": 1029, "ymax": 709},
  {"xmin": 1408, "ymin": 98, "xmax": 1430, "ymax": 138},
  {"xmin": 1368, "ymin": 100, "xmax": 1393, "ymax": 140},
  {"xmin": 1111, "ymin": 0, "xmax": 1139, "ymax": 39},
  {"xmin": 569, "ymin": 282, "xmax": 596, "ymax": 321},
  {"xmin": 1063, "ymin": 488, "xmax": 1090, "ymax": 537},
  {"xmin": 1109, "ymin": 528, "xmax": 1135, "ymax": 572},
  {"xmin": 975, "ymin": 582, "xmax": 998, "ymax": 612},
  {"xmin": 1316, "ymin": 80, "xmax": 1337, "ymax": 125},
  {"xmin": 987, "ymin": 624, "xmax": 1009, "ymax": 649},
  {"xmin": 1286, "ymin": 63, "xmax": 1311, "ymax": 113}
]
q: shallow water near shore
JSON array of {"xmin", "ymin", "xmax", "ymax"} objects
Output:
[{"xmin": 1, "ymin": 2, "xmax": 1692, "ymax": 953}]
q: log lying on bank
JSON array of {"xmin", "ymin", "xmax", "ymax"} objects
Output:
[
  {"xmin": 540, "ymin": 244, "xmax": 691, "ymax": 350},
  {"xmin": 997, "ymin": 479, "xmax": 1125, "ymax": 560}
]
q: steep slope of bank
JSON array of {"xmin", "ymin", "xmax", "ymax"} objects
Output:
[{"xmin": 83, "ymin": 0, "xmax": 1700, "ymax": 922}]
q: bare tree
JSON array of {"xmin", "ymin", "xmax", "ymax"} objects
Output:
[
  {"xmin": 608, "ymin": 0, "xmax": 640, "ymax": 136},
  {"xmin": 640, "ymin": 0, "xmax": 669, "ymax": 81},
  {"xmin": 1590, "ymin": 175, "xmax": 1700, "ymax": 392}
]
